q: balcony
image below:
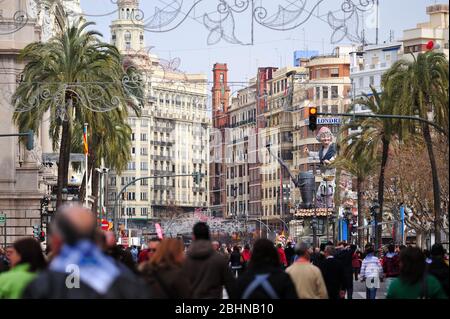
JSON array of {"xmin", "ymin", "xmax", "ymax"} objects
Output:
[
  {"xmin": 151, "ymin": 170, "xmax": 175, "ymax": 176},
  {"xmin": 151, "ymin": 155, "xmax": 172, "ymax": 161}
]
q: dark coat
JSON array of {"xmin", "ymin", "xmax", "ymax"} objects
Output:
[
  {"xmin": 319, "ymin": 257, "xmax": 347, "ymax": 300},
  {"xmin": 234, "ymin": 266, "xmax": 298, "ymax": 299},
  {"xmin": 183, "ymin": 240, "xmax": 236, "ymax": 299},
  {"xmin": 22, "ymin": 268, "xmax": 151, "ymax": 299},
  {"xmin": 140, "ymin": 264, "xmax": 191, "ymax": 299},
  {"xmin": 284, "ymin": 246, "xmax": 295, "ymax": 266},
  {"xmin": 335, "ymin": 248, "xmax": 354, "ymax": 289},
  {"xmin": 319, "ymin": 143, "xmax": 337, "ymax": 165},
  {"xmin": 427, "ymin": 258, "xmax": 449, "ymax": 297}
]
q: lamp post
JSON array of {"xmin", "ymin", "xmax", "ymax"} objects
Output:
[
  {"xmin": 329, "ymin": 214, "xmax": 336, "ymax": 244},
  {"xmin": 61, "ymin": 188, "xmax": 68, "ymax": 203},
  {"xmin": 311, "ymin": 215, "xmax": 318, "ymax": 248},
  {"xmin": 370, "ymin": 201, "xmax": 380, "ymax": 249}
]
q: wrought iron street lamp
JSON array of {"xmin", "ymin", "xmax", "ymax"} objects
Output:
[
  {"xmin": 311, "ymin": 215, "xmax": 318, "ymax": 248},
  {"xmin": 370, "ymin": 201, "xmax": 380, "ymax": 249}
]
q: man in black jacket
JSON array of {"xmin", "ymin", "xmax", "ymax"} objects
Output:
[
  {"xmin": 335, "ymin": 242, "xmax": 356, "ymax": 299},
  {"xmin": 23, "ymin": 204, "xmax": 150, "ymax": 299},
  {"xmin": 183, "ymin": 222, "xmax": 236, "ymax": 298},
  {"xmin": 319, "ymin": 245, "xmax": 347, "ymax": 300}
]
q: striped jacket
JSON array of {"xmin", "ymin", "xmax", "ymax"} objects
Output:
[{"xmin": 360, "ymin": 254, "xmax": 383, "ymax": 279}]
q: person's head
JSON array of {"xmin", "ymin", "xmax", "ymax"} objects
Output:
[
  {"xmin": 350, "ymin": 244, "xmax": 357, "ymax": 253},
  {"xmin": 233, "ymin": 245, "xmax": 240, "ymax": 253},
  {"xmin": 399, "ymin": 244, "xmax": 406, "ymax": 252},
  {"xmin": 49, "ymin": 204, "xmax": 97, "ymax": 255},
  {"xmin": 399, "ymin": 247, "xmax": 426, "ymax": 285},
  {"xmin": 388, "ymin": 244, "xmax": 395, "ymax": 253},
  {"xmin": 212, "ymin": 241, "xmax": 220, "ymax": 251},
  {"xmin": 104, "ymin": 231, "xmax": 116, "ymax": 249},
  {"xmin": 192, "ymin": 222, "xmax": 210, "ymax": 241},
  {"xmin": 277, "ymin": 243, "xmax": 282, "ymax": 249},
  {"xmin": 295, "ymin": 242, "xmax": 310, "ymax": 260},
  {"xmin": 287, "ymin": 241, "xmax": 292, "ymax": 248},
  {"xmin": 149, "ymin": 238, "xmax": 185, "ymax": 268},
  {"xmin": 430, "ymin": 243, "xmax": 446, "ymax": 258},
  {"xmin": 244, "ymin": 244, "xmax": 250, "ymax": 250},
  {"xmin": 316, "ymin": 127, "xmax": 333, "ymax": 147},
  {"xmin": 248, "ymin": 239, "xmax": 280, "ymax": 269},
  {"xmin": 423, "ymin": 249, "xmax": 431, "ymax": 258},
  {"xmin": 148, "ymin": 238, "xmax": 161, "ymax": 258},
  {"xmin": 319, "ymin": 243, "xmax": 326, "ymax": 252},
  {"xmin": 10, "ymin": 238, "xmax": 47, "ymax": 272},
  {"xmin": 365, "ymin": 244, "xmax": 374, "ymax": 255},
  {"xmin": 324, "ymin": 245, "xmax": 336, "ymax": 257}
]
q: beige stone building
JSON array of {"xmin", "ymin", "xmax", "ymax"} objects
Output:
[
  {"xmin": 0, "ymin": 0, "xmax": 83, "ymax": 245},
  {"xmin": 106, "ymin": 0, "xmax": 210, "ymax": 230}
]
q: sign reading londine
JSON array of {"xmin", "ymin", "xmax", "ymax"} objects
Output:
[{"xmin": 304, "ymin": 118, "xmax": 342, "ymax": 125}]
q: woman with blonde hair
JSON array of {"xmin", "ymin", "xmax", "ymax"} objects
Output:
[{"xmin": 140, "ymin": 238, "xmax": 191, "ymax": 299}]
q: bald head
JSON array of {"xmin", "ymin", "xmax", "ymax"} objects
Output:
[{"xmin": 52, "ymin": 204, "xmax": 97, "ymax": 246}]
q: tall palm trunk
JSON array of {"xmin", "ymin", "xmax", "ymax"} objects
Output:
[
  {"xmin": 422, "ymin": 123, "xmax": 441, "ymax": 243},
  {"xmin": 376, "ymin": 137, "xmax": 390, "ymax": 249},
  {"xmin": 56, "ymin": 119, "xmax": 71, "ymax": 208},
  {"xmin": 357, "ymin": 176, "xmax": 364, "ymax": 249}
]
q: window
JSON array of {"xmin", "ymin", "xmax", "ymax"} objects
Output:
[
  {"xmin": 125, "ymin": 207, "xmax": 136, "ymax": 216},
  {"xmin": 131, "ymin": 147, "xmax": 135, "ymax": 155},
  {"xmin": 372, "ymin": 56, "xmax": 379, "ymax": 67},
  {"xmin": 140, "ymin": 162, "xmax": 148, "ymax": 171},
  {"xmin": 359, "ymin": 77, "xmax": 364, "ymax": 89},
  {"xmin": 322, "ymin": 105, "xmax": 329, "ymax": 113},
  {"xmin": 331, "ymin": 105, "xmax": 339, "ymax": 114},
  {"xmin": 127, "ymin": 162, "xmax": 136, "ymax": 170},
  {"xmin": 124, "ymin": 31, "xmax": 131, "ymax": 50},
  {"xmin": 140, "ymin": 192, "xmax": 148, "ymax": 201},
  {"xmin": 315, "ymin": 69, "xmax": 320, "ymax": 79},
  {"xmin": 140, "ymin": 179, "xmax": 148, "ymax": 186},
  {"xmin": 127, "ymin": 192, "xmax": 136, "ymax": 201},
  {"xmin": 140, "ymin": 148, "xmax": 148, "ymax": 156},
  {"xmin": 141, "ymin": 207, "xmax": 148, "ymax": 216},
  {"xmin": 330, "ymin": 68, "xmax": 339, "ymax": 77},
  {"xmin": 315, "ymin": 87, "xmax": 320, "ymax": 99},
  {"xmin": 369, "ymin": 76, "xmax": 375, "ymax": 86},
  {"xmin": 322, "ymin": 86, "xmax": 329, "ymax": 99},
  {"xmin": 331, "ymin": 86, "xmax": 338, "ymax": 99},
  {"xmin": 109, "ymin": 177, "xmax": 116, "ymax": 186},
  {"xmin": 141, "ymin": 133, "xmax": 147, "ymax": 141},
  {"xmin": 131, "ymin": 133, "xmax": 135, "ymax": 141}
]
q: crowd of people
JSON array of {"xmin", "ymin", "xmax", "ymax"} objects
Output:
[{"xmin": 0, "ymin": 204, "xmax": 448, "ymax": 300}]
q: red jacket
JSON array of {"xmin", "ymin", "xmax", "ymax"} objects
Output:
[
  {"xmin": 352, "ymin": 252, "xmax": 362, "ymax": 268},
  {"xmin": 138, "ymin": 249, "xmax": 149, "ymax": 264},
  {"xmin": 241, "ymin": 249, "xmax": 251, "ymax": 263},
  {"xmin": 278, "ymin": 247, "xmax": 287, "ymax": 266}
]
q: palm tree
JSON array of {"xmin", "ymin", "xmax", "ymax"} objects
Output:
[
  {"xmin": 12, "ymin": 18, "xmax": 140, "ymax": 208},
  {"xmin": 341, "ymin": 86, "xmax": 403, "ymax": 248},
  {"xmin": 333, "ymin": 150, "xmax": 377, "ymax": 248},
  {"xmin": 383, "ymin": 52, "xmax": 449, "ymax": 243}
]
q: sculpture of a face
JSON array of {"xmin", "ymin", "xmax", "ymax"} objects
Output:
[{"xmin": 319, "ymin": 133, "xmax": 333, "ymax": 147}]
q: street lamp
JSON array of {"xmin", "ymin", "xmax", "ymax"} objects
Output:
[
  {"xmin": 370, "ymin": 201, "xmax": 380, "ymax": 249},
  {"xmin": 311, "ymin": 215, "xmax": 318, "ymax": 248},
  {"xmin": 329, "ymin": 214, "xmax": 336, "ymax": 244},
  {"xmin": 345, "ymin": 208, "xmax": 353, "ymax": 244},
  {"xmin": 62, "ymin": 188, "xmax": 68, "ymax": 203}
]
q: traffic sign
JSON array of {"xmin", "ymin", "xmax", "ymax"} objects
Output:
[
  {"xmin": 101, "ymin": 219, "xmax": 109, "ymax": 231},
  {"xmin": 0, "ymin": 214, "xmax": 5, "ymax": 224}
]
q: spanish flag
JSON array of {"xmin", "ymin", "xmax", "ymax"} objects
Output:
[{"xmin": 83, "ymin": 125, "xmax": 89, "ymax": 155}]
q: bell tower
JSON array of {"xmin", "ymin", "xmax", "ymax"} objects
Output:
[{"xmin": 110, "ymin": 0, "xmax": 145, "ymax": 53}]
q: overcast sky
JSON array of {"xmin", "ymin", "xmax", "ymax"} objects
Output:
[{"xmin": 79, "ymin": 0, "xmax": 437, "ymax": 88}]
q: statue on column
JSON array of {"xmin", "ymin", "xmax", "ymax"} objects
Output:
[{"xmin": 304, "ymin": 127, "xmax": 337, "ymax": 209}]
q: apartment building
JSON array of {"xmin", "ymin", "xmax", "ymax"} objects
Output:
[
  {"xmin": 107, "ymin": 0, "xmax": 210, "ymax": 229},
  {"xmin": 402, "ymin": 4, "xmax": 449, "ymax": 58}
]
